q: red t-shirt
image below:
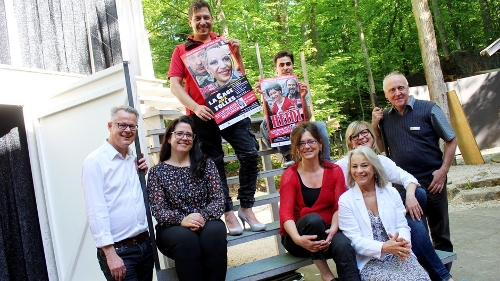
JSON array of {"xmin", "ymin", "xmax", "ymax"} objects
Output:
[{"xmin": 168, "ymin": 32, "xmax": 220, "ymax": 115}]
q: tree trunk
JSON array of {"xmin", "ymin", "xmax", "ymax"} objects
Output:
[
  {"xmin": 445, "ymin": 0, "xmax": 461, "ymax": 50},
  {"xmin": 430, "ymin": 0, "xmax": 450, "ymax": 58},
  {"xmin": 310, "ymin": 4, "xmax": 323, "ymax": 61},
  {"xmin": 214, "ymin": 0, "xmax": 228, "ymax": 37},
  {"xmin": 410, "ymin": 0, "xmax": 450, "ymax": 118},
  {"xmin": 478, "ymin": 0, "xmax": 493, "ymax": 40},
  {"xmin": 301, "ymin": 22, "xmax": 308, "ymax": 44},
  {"xmin": 354, "ymin": 0, "xmax": 375, "ymax": 94}
]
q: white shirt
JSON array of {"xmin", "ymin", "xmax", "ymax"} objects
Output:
[
  {"xmin": 81, "ymin": 141, "xmax": 148, "ymax": 248},
  {"xmin": 338, "ymin": 183, "xmax": 411, "ymax": 271},
  {"xmin": 336, "ymin": 154, "xmax": 419, "ymax": 189}
]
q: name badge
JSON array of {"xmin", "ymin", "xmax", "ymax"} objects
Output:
[{"xmin": 410, "ymin": 127, "xmax": 420, "ymax": 131}]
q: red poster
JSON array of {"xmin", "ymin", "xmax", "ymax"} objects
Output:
[{"xmin": 259, "ymin": 75, "xmax": 305, "ymax": 147}]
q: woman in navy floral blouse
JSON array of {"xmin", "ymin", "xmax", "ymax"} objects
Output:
[{"xmin": 147, "ymin": 116, "xmax": 226, "ymax": 281}]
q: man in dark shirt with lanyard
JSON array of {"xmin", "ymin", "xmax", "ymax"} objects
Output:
[{"xmin": 372, "ymin": 72, "xmax": 457, "ymax": 270}]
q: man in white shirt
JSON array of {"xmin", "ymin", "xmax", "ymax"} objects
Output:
[{"xmin": 82, "ymin": 105, "xmax": 153, "ymax": 281}]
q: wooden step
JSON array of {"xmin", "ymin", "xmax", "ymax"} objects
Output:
[
  {"xmin": 227, "ymin": 221, "xmax": 280, "ymax": 247},
  {"xmin": 156, "ymin": 247, "xmax": 457, "ymax": 281},
  {"xmin": 223, "ymin": 148, "xmax": 278, "ymax": 162},
  {"xmin": 227, "ymin": 168, "xmax": 285, "ymax": 185},
  {"xmin": 435, "ymin": 249, "xmax": 457, "ymax": 264},
  {"xmin": 232, "ymin": 193, "xmax": 280, "ymax": 210},
  {"xmin": 225, "ymin": 254, "xmax": 312, "ymax": 281},
  {"xmin": 155, "ymin": 253, "xmax": 312, "ymax": 281}
]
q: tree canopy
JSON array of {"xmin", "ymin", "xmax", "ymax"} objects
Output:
[{"xmin": 142, "ymin": 0, "xmax": 500, "ymax": 131}]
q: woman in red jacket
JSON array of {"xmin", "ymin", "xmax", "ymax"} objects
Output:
[{"xmin": 279, "ymin": 122, "xmax": 361, "ymax": 281}]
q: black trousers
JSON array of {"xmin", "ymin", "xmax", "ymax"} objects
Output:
[
  {"xmin": 281, "ymin": 213, "xmax": 360, "ymax": 281},
  {"xmin": 420, "ymin": 176, "xmax": 453, "ymax": 270},
  {"xmin": 191, "ymin": 115, "xmax": 259, "ymax": 212},
  {"xmin": 156, "ymin": 220, "xmax": 227, "ymax": 281}
]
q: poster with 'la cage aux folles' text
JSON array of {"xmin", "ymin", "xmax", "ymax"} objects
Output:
[
  {"xmin": 181, "ymin": 37, "xmax": 261, "ymax": 130},
  {"xmin": 260, "ymin": 75, "xmax": 305, "ymax": 147}
]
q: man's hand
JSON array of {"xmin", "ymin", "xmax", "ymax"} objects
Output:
[
  {"xmin": 428, "ymin": 168, "xmax": 447, "ymax": 194},
  {"xmin": 372, "ymin": 107, "xmax": 384, "ymax": 126},
  {"xmin": 102, "ymin": 245, "xmax": 126, "ymax": 281},
  {"xmin": 298, "ymin": 82, "xmax": 308, "ymax": 99},
  {"xmin": 193, "ymin": 104, "xmax": 214, "ymax": 121},
  {"xmin": 136, "ymin": 154, "xmax": 148, "ymax": 173},
  {"xmin": 227, "ymin": 38, "xmax": 241, "ymax": 55},
  {"xmin": 254, "ymin": 82, "xmax": 264, "ymax": 95}
]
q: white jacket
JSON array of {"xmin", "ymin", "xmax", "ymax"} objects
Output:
[{"xmin": 338, "ymin": 183, "xmax": 411, "ymax": 271}]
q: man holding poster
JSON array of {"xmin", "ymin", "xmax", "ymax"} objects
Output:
[
  {"xmin": 168, "ymin": 0, "xmax": 264, "ymax": 236},
  {"xmin": 255, "ymin": 51, "xmax": 331, "ymax": 167}
]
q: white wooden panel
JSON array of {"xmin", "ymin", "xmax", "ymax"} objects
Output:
[{"xmin": 32, "ymin": 63, "xmax": 148, "ymax": 281}]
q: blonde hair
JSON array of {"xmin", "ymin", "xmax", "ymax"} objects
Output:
[
  {"xmin": 347, "ymin": 146, "xmax": 388, "ymax": 188},
  {"xmin": 344, "ymin": 121, "xmax": 376, "ymax": 150}
]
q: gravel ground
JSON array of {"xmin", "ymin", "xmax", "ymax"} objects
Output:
[{"xmin": 228, "ymin": 147, "xmax": 500, "ymax": 269}]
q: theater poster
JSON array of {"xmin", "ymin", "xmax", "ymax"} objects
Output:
[
  {"xmin": 181, "ymin": 37, "xmax": 261, "ymax": 130},
  {"xmin": 259, "ymin": 75, "xmax": 305, "ymax": 147}
]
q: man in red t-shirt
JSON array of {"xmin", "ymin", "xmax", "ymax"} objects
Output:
[{"xmin": 168, "ymin": 0, "xmax": 264, "ymax": 236}]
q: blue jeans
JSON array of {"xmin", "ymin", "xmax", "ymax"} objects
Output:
[
  {"xmin": 97, "ymin": 237, "xmax": 154, "ymax": 281},
  {"xmin": 399, "ymin": 187, "xmax": 452, "ymax": 281},
  {"xmin": 260, "ymin": 120, "xmax": 331, "ymax": 161},
  {"xmin": 191, "ymin": 116, "xmax": 259, "ymax": 212}
]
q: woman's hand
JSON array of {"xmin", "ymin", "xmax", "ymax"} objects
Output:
[
  {"xmin": 294, "ymin": 235, "xmax": 325, "ymax": 252},
  {"xmin": 181, "ymin": 213, "xmax": 205, "ymax": 231},
  {"xmin": 382, "ymin": 232, "xmax": 412, "ymax": 261},
  {"xmin": 321, "ymin": 226, "xmax": 338, "ymax": 252}
]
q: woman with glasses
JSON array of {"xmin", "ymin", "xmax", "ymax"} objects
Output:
[
  {"xmin": 147, "ymin": 116, "xmax": 227, "ymax": 281},
  {"xmin": 336, "ymin": 121, "xmax": 454, "ymax": 281},
  {"xmin": 279, "ymin": 122, "xmax": 361, "ymax": 281}
]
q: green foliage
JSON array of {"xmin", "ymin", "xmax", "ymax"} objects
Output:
[{"xmin": 142, "ymin": 0, "xmax": 500, "ymax": 130}]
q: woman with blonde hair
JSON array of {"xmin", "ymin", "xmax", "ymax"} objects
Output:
[
  {"xmin": 337, "ymin": 123, "xmax": 454, "ymax": 281},
  {"xmin": 339, "ymin": 146, "xmax": 432, "ymax": 280}
]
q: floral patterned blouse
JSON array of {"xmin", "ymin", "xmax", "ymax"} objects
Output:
[{"xmin": 147, "ymin": 159, "xmax": 224, "ymax": 226}]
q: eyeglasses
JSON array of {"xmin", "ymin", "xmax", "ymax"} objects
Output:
[
  {"xmin": 171, "ymin": 131, "xmax": 196, "ymax": 140},
  {"xmin": 278, "ymin": 62, "xmax": 292, "ymax": 67},
  {"xmin": 114, "ymin": 122, "xmax": 138, "ymax": 131},
  {"xmin": 350, "ymin": 129, "xmax": 370, "ymax": 142},
  {"xmin": 299, "ymin": 139, "xmax": 318, "ymax": 148}
]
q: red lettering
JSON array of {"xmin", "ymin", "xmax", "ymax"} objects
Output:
[{"xmin": 271, "ymin": 115, "xmax": 282, "ymax": 128}]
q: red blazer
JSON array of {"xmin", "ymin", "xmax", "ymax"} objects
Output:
[{"xmin": 279, "ymin": 161, "xmax": 346, "ymax": 236}]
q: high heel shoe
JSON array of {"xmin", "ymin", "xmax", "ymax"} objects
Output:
[
  {"xmin": 238, "ymin": 211, "xmax": 266, "ymax": 231},
  {"xmin": 226, "ymin": 225, "xmax": 243, "ymax": 236}
]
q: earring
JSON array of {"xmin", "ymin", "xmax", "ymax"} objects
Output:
[{"xmin": 375, "ymin": 174, "xmax": 378, "ymax": 183}]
